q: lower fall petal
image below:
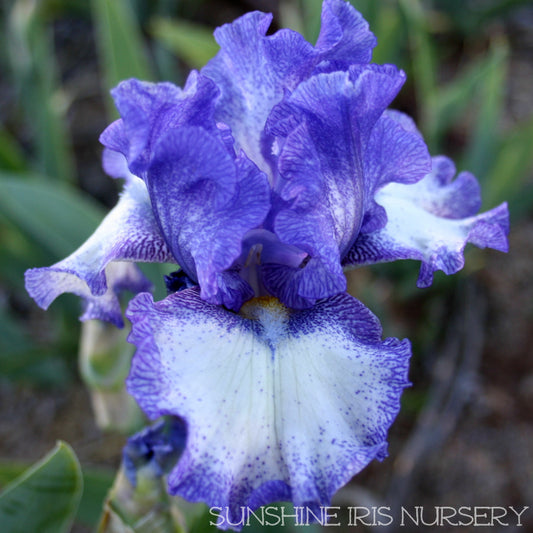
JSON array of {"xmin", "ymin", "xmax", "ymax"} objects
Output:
[
  {"xmin": 126, "ymin": 288, "xmax": 410, "ymax": 528},
  {"xmin": 25, "ymin": 177, "xmax": 175, "ymax": 327},
  {"xmin": 343, "ymin": 156, "xmax": 510, "ymax": 287}
]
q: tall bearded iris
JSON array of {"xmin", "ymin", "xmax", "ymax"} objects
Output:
[{"xmin": 25, "ymin": 0, "xmax": 509, "ymax": 527}]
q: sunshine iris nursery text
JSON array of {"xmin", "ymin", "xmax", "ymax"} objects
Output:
[{"xmin": 210, "ymin": 505, "xmax": 529, "ymax": 528}]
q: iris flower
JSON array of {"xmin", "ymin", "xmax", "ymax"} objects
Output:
[{"xmin": 25, "ymin": 0, "xmax": 509, "ymax": 526}]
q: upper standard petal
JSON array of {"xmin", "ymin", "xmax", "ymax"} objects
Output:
[
  {"xmin": 100, "ymin": 73, "xmax": 220, "ymax": 178},
  {"xmin": 146, "ymin": 126, "xmax": 271, "ymax": 309},
  {"xmin": 315, "ymin": 0, "xmax": 376, "ymax": 69},
  {"xmin": 262, "ymin": 65, "xmax": 414, "ymax": 307},
  {"xmin": 268, "ymin": 65, "xmax": 407, "ymax": 251},
  {"xmin": 201, "ymin": 0, "xmax": 376, "ymax": 177},
  {"xmin": 202, "ymin": 11, "xmax": 317, "ymax": 175}
]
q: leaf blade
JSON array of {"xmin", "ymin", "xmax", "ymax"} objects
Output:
[
  {"xmin": 0, "ymin": 442, "xmax": 83, "ymax": 533},
  {"xmin": 150, "ymin": 17, "xmax": 219, "ymax": 69},
  {"xmin": 0, "ymin": 172, "xmax": 105, "ymax": 259},
  {"xmin": 92, "ymin": 0, "xmax": 154, "ymax": 117}
]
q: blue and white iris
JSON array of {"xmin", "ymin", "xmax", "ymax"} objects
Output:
[{"xmin": 25, "ymin": 0, "xmax": 509, "ymax": 527}]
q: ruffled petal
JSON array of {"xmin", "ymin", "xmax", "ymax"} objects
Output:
[
  {"xmin": 315, "ymin": 0, "xmax": 376, "ymax": 68},
  {"xmin": 265, "ymin": 65, "xmax": 408, "ymax": 306},
  {"xmin": 202, "ymin": 0, "xmax": 376, "ymax": 177},
  {"xmin": 126, "ymin": 288, "xmax": 410, "ymax": 528},
  {"xmin": 146, "ymin": 126, "xmax": 271, "ymax": 310},
  {"xmin": 202, "ymin": 11, "xmax": 317, "ymax": 175},
  {"xmin": 101, "ymin": 147, "xmax": 136, "ymax": 181},
  {"xmin": 270, "ymin": 65, "xmax": 407, "ymax": 248},
  {"xmin": 343, "ymin": 156, "xmax": 510, "ymax": 286},
  {"xmin": 270, "ymin": 206, "xmax": 347, "ymax": 307},
  {"xmin": 100, "ymin": 73, "xmax": 220, "ymax": 177},
  {"xmin": 360, "ymin": 110, "xmax": 431, "ymax": 234},
  {"xmin": 260, "ymin": 259, "xmax": 344, "ymax": 309},
  {"xmin": 24, "ymin": 178, "xmax": 174, "ymax": 327}
]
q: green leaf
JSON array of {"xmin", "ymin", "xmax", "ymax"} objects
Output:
[
  {"xmin": 298, "ymin": 0, "xmax": 323, "ymax": 43},
  {"xmin": 0, "ymin": 460, "xmax": 28, "ymax": 488},
  {"xmin": 0, "ymin": 128, "xmax": 27, "ymax": 172},
  {"xmin": 150, "ymin": 17, "xmax": 219, "ymax": 69},
  {"xmin": 77, "ymin": 468, "xmax": 115, "ymax": 528},
  {"xmin": 485, "ymin": 117, "xmax": 533, "ymax": 212},
  {"xmin": 92, "ymin": 0, "xmax": 154, "ymax": 117},
  {"xmin": 0, "ymin": 441, "xmax": 83, "ymax": 533},
  {"xmin": 6, "ymin": 0, "xmax": 75, "ymax": 182},
  {"xmin": 0, "ymin": 173, "xmax": 105, "ymax": 259},
  {"xmin": 462, "ymin": 42, "xmax": 508, "ymax": 180},
  {"xmin": 0, "ymin": 459, "xmax": 114, "ymax": 529},
  {"xmin": 426, "ymin": 48, "xmax": 507, "ymax": 152}
]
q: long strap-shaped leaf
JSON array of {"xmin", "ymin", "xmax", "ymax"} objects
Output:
[{"xmin": 0, "ymin": 441, "xmax": 83, "ymax": 533}]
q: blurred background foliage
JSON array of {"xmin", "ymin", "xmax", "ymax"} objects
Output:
[{"xmin": 0, "ymin": 0, "xmax": 532, "ymax": 531}]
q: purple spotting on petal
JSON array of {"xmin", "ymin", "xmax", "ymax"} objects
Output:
[
  {"xmin": 24, "ymin": 3, "xmax": 511, "ymax": 528},
  {"xmin": 126, "ymin": 288, "xmax": 410, "ymax": 528}
]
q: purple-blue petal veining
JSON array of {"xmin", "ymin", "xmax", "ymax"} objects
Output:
[
  {"xmin": 126, "ymin": 287, "xmax": 410, "ymax": 526},
  {"xmin": 25, "ymin": 0, "xmax": 510, "ymax": 522},
  {"xmin": 145, "ymin": 126, "xmax": 270, "ymax": 309},
  {"xmin": 24, "ymin": 178, "xmax": 174, "ymax": 327},
  {"xmin": 261, "ymin": 64, "xmax": 430, "ymax": 307},
  {"xmin": 343, "ymin": 155, "xmax": 510, "ymax": 286},
  {"xmin": 100, "ymin": 73, "xmax": 219, "ymax": 178},
  {"xmin": 315, "ymin": 0, "xmax": 377, "ymax": 67}
]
